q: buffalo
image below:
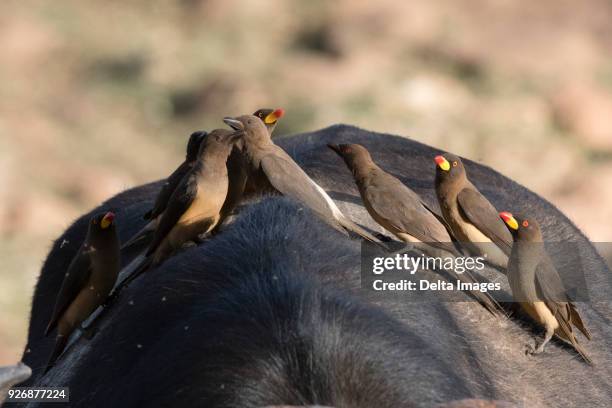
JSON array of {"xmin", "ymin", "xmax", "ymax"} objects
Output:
[{"xmin": 14, "ymin": 125, "xmax": 612, "ymax": 407}]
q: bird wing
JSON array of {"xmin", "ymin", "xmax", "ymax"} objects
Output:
[
  {"xmin": 146, "ymin": 172, "xmax": 198, "ymax": 256},
  {"xmin": 535, "ymin": 267, "xmax": 592, "ymax": 363},
  {"xmin": 120, "ymin": 220, "xmax": 155, "ymax": 250},
  {"xmin": 260, "ymin": 147, "xmax": 382, "ymax": 244},
  {"xmin": 45, "ymin": 246, "xmax": 92, "ymax": 335},
  {"xmin": 419, "ymin": 199, "xmax": 455, "ymax": 237},
  {"xmin": 365, "ymin": 173, "xmax": 456, "ymax": 252},
  {"xmin": 534, "ymin": 256, "xmax": 570, "ymax": 303},
  {"xmin": 260, "ymin": 149, "xmax": 346, "ymax": 230},
  {"xmin": 221, "ymin": 149, "xmax": 249, "ymax": 218},
  {"xmin": 456, "ymin": 186, "xmax": 513, "ymax": 254},
  {"xmin": 535, "ymin": 260, "xmax": 576, "ymax": 337},
  {"xmin": 535, "ymin": 256, "xmax": 592, "ymax": 340},
  {"xmin": 144, "ymin": 161, "xmax": 192, "ymax": 220}
]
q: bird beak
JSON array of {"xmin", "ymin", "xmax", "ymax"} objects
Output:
[
  {"xmin": 327, "ymin": 144, "xmax": 343, "ymax": 156},
  {"xmin": 223, "ymin": 117, "xmax": 244, "ymax": 131},
  {"xmin": 264, "ymin": 108, "xmax": 285, "ymax": 124},
  {"xmin": 100, "ymin": 212, "xmax": 115, "ymax": 229},
  {"xmin": 434, "ymin": 155, "xmax": 451, "ymax": 171},
  {"xmin": 499, "ymin": 211, "xmax": 519, "ymax": 230}
]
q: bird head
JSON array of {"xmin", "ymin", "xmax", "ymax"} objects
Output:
[
  {"xmin": 186, "ymin": 130, "xmax": 208, "ymax": 161},
  {"xmin": 499, "ymin": 211, "xmax": 542, "ymax": 241},
  {"xmin": 198, "ymin": 129, "xmax": 243, "ymax": 157},
  {"xmin": 87, "ymin": 211, "xmax": 118, "ymax": 250},
  {"xmin": 327, "ymin": 143, "xmax": 373, "ymax": 171},
  {"xmin": 186, "ymin": 131, "xmax": 208, "ymax": 161},
  {"xmin": 434, "ymin": 153, "xmax": 466, "ymax": 184},
  {"xmin": 89, "ymin": 211, "xmax": 116, "ymax": 237},
  {"xmin": 223, "ymin": 115, "xmax": 269, "ymax": 145},
  {"xmin": 253, "ymin": 108, "xmax": 285, "ymax": 134}
]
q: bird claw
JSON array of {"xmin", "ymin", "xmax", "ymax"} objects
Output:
[
  {"xmin": 197, "ymin": 232, "xmax": 212, "ymax": 242},
  {"xmin": 181, "ymin": 241, "xmax": 198, "ymax": 249},
  {"xmin": 525, "ymin": 342, "xmax": 545, "ymax": 356},
  {"xmin": 182, "ymin": 233, "xmax": 211, "ymax": 248}
]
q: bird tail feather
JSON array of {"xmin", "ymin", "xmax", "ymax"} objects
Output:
[
  {"xmin": 572, "ymin": 340, "xmax": 593, "ymax": 365},
  {"xmin": 44, "ymin": 334, "xmax": 68, "ymax": 374},
  {"xmin": 556, "ymin": 314, "xmax": 593, "ymax": 365},
  {"xmin": 338, "ymin": 217, "xmax": 394, "ymax": 251},
  {"xmin": 113, "ymin": 254, "xmax": 152, "ymax": 293},
  {"xmin": 120, "ymin": 221, "xmax": 156, "ymax": 251},
  {"xmin": 569, "ymin": 303, "xmax": 592, "ymax": 340},
  {"xmin": 391, "ymin": 243, "xmax": 504, "ymax": 317},
  {"xmin": 460, "ymin": 270, "xmax": 505, "ymax": 317}
]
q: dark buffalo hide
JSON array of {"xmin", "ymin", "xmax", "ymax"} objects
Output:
[{"xmin": 17, "ymin": 125, "xmax": 612, "ymax": 407}]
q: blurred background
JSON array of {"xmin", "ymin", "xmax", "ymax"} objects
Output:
[{"xmin": 1, "ymin": 0, "xmax": 612, "ymax": 365}]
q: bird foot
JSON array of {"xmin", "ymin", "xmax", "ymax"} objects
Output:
[
  {"xmin": 197, "ymin": 232, "xmax": 213, "ymax": 242},
  {"xmin": 524, "ymin": 343, "xmax": 536, "ymax": 355},
  {"xmin": 524, "ymin": 342, "xmax": 545, "ymax": 356},
  {"xmin": 181, "ymin": 241, "xmax": 198, "ymax": 249}
]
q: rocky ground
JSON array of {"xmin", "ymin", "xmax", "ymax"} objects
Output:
[{"xmin": 1, "ymin": 0, "xmax": 611, "ymax": 364}]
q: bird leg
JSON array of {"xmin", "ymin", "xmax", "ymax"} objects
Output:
[
  {"xmin": 181, "ymin": 232, "xmax": 213, "ymax": 249},
  {"xmin": 526, "ymin": 327, "xmax": 554, "ymax": 355},
  {"xmin": 196, "ymin": 231, "xmax": 214, "ymax": 243}
]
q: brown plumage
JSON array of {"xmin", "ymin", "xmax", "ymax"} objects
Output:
[
  {"xmin": 116, "ymin": 129, "xmax": 242, "ymax": 292},
  {"xmin": 500, "ymin": 211, "xmax": 592, "ymax": 364},
  {"xmin": 145, "ymin": 129, "xmax": 241, "ymax": 265},
  {"xmin": 121, "ymin": 130, "xmax": 207, "ymax": 250},
  {"xmin": 217, "ymin": 108, "xmax": 285, "ymax": 230},
  {"xmin": 329, "ymin": 143, "xmax": 503, "ymax": 315},
  {"xmin": 223, "ymin": 115, "xmax": 382, "ymax": 245}
]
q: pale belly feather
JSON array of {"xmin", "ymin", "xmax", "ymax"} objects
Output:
[{"xmin": 521, "ymin": 301, "xmax": 559, "ymax": 331}]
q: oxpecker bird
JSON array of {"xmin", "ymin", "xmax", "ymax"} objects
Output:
[
  {"xmin": 218, "ymin": 108, "xmax": 286, "ymax": 229},
  {"xmin": 500, "ymin": 212, "xmax": 592, "ymax": 364},
  {"xmin": 44, "ymin": 211, "xmax": 120, "ymax": 372}
]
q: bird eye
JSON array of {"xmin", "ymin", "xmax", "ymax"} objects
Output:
[
  {"xmin": 452, "ymin": 161, "xmax": 458, "ymax": 167},
  {"xmin": 522, "ymin": 220, "xmax": 529, "ymax": 227}
]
